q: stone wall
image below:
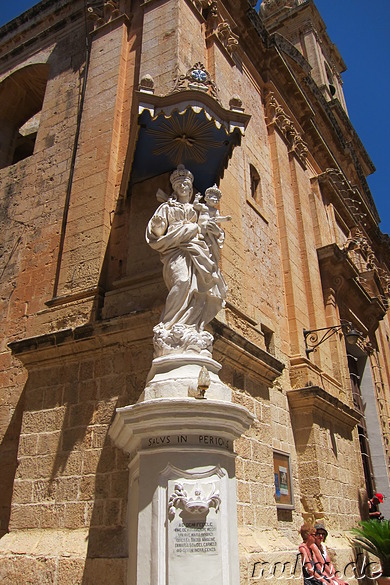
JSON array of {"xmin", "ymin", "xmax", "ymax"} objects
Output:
[{"xmin": 0, "ymin": 0, "xmax": 389, "ymax": 583}]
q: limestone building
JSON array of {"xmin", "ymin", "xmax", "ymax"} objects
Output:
[{"xmin": 0, "ymin": 0, "xmax": 389, "ymax": 583}]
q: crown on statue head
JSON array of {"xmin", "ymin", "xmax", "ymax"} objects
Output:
[
  {"xmin": 205, "ymin": 184, "xmax": 222, "ymax": 199},
  {"xmin": 170, "ymin": 164, "xmax": 194, "ymax": 187}
]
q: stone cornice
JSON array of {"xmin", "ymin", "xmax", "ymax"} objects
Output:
[
  {"xmin": 0, "ymin": 0, "xmax": 132, "ymax": 66},
  {"xmin": 0, "ymin": 0, "xmax": 85, "ymax": 64},
  {"xmin": 313, "ymin": 170, "xmax": 390, "ymax": 297},
  {"xmin": 258, "ymin": 0, "xmax": 346, "ymax": 73},
  {"xmin": 240, "ymin": 4, "xmax": 377, "ymax": 217},
  {"xmin": 212, "ymin": 320, "xmax": 285, "ymax": 386},
  {"xmin": 8, "ymin": 311, "xmax": 285, "ymax": 389},
  {"xmin": 287, "ymin": 385, "xmax": 361, "ymax": 429},
  {"xmin": 317, "ymin": 168, "xmax": 377, "ymax": 230},
  {"xmin": 304, "ymin": 76, "xmax": 378, "ymax": 222},
  {"xmin": 7, "ymin": 311, "xmax": 156, "ymax": 366},
  {"xmin": 245, "ymin": 2, "xmax": 268, "ymax": 44},
  {"xmin": 317, "ymin": 243, "xmax": 387, "ymax": 330},
  {"xmin": 244, "ymin": 9, "xmax": 375, "ymax": 191},
  {"xmin": 109, "ymin": 397, "xmax": 255, "ymax": 455},
  {"xmin": 269, "ymin": 32, "xmax": 312, "ymax": 74},
  {"xmin": 328, "ymin": 99, "xmax": 375, "ymax": 175},
  {"xmin": 197, "ymin": 0, "xmax": 378, "ymax": 222}
]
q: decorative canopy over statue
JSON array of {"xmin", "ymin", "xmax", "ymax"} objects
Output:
[{"xmin": 146, "ymin": 165, "xmax": 230, "ymax": 358}]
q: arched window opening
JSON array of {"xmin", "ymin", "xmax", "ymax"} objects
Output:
[
  {"xmin": 249, "ymin": 164, "xmax": 261, "ymax": 204},
  {"xmin": 325, "ymin": 62, "xmax": 336, "ymax": 97},
  {"xmin": 12, "ymin": 112, "xmax": 41, "ymax": 164},
  {"xmin": 0, "ymin": 63, "xmax": 49, "ymax": 169}
]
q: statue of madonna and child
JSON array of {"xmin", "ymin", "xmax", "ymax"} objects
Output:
[{"xmin": 146, "ymin": 164, "xmax": 231, "ymax": 359}]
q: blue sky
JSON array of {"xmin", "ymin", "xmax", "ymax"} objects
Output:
[
  {"xmin": 1, "ymin": 1, "xmax": 389, "ymax": 234},
  {"xmin": 312, "ymin": 0, "xmax": 390, "ymax": 236}
]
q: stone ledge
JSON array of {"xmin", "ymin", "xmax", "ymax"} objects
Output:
[
  {"xmin": 213, "ymin": 320, "xmax": 285, "ymax": 386},
  {"xmin": 317, "ymin": 243, "xmax": 387, "ymax": 329},
  {"xmin": 7, "ymin": 310, "xmax": 156, "ymax": 365},
  {"xmin": 109, "ymin": 397, "xmax": 255, "ymax": 455},
  {"xmin": 239, "ymin": 527, "xmax": 357, "ymax": 583},
  {"xmin": 287, "ymin": 386, "xmax": 361, "ymax": 428}
]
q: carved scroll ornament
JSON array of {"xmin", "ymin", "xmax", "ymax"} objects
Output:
[
  {"xmin": 216, "ymin": 21, "xmax": 239, "ymax": 54},
  {"xmin": 266, "ymin": 92, "xmax": 308, "ymax": 166}
]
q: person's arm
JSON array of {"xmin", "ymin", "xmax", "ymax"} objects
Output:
[
  {"xmin": 310, "ymin": 544, "xmax": 331, "ymax": 580},
  {"xmin": 368, "ymin": 500, "xmax": 382, "ymax": 519},
  {"xmin": 299, "ymin": 545, "xmax": 314, "ymax": 577},
  {"xmin": 322, "ymin": 545, "xmax": 349, "ymax": 585},
  {"xmin": 300, "ymin": 545, "xmax": 328, "ymax": 583}
]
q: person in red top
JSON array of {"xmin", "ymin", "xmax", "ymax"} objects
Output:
[{"xmin": 368, "ymin": 493, "xmax": 384, "ymax": 520}]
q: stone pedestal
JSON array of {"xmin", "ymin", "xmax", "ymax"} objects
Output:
[
  {"xmin": 142, "ymin": 354, "xmax": 232, "ymax": 401},
  {"xmin": 109, "ymin": 397, "xmax": 254, "ymax": 585}
]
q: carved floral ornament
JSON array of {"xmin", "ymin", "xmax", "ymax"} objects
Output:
[
  {"xmin": 342, "ymin": 226, "xmax": 375, "ymax": 265},
  {"xmin": 168, "ymin": 482, "xmax": 221, "ymax": 520},
  {"xmin": 265, "ymin": 92, "xmax": 308, "ymax": 166}
]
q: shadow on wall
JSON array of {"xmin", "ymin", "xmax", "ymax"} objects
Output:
[
  {"xmin": 290, "ymin": 406, "xmax": 356, "ymax": 521},
  {"xmin": 0, "ymin": 388, "xmax": 25, "ymax": 537},
  {"xmin": 80, "ymin": 430, "xmax": 129, "ymax": 584},
  {"xmin": 78, "ymin": 168, "xmax": 167, "ymax": 585},
  {"xmin": 0, "ymin": 8, "xmax": 180, "ymax": 582}
]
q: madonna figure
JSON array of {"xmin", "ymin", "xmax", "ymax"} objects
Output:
[{"xmin": 146, "ymin": 165, "xmax": 225, "ymax": 335}]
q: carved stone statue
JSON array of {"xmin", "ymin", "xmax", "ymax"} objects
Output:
[
  {"xmin": 194, "ymin": 184, "xmax": 231, "ymax": 301},
  {"xmin": 146, "ymin": 166, "xmax": 229, "ymax": 357}
]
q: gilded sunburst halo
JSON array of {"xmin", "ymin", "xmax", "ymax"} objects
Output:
[{"xmin": 147, "ymin": 108, "xmax": 225, "ymax": 165}]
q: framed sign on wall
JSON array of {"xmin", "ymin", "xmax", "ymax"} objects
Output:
[{"xmin": 273, "ymin": 450, "xmax": 294, "ymax": 509}]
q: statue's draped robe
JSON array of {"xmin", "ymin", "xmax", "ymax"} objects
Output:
[{"xmin": 146, "ymin": 199, "xmax": 224, "ymax": 330}]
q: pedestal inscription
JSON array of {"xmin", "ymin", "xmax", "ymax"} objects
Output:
[
  {"xmin": 143, "ymin": 434, "xmax": 232, "ymax": 450},
  {"xmin": 173, "ymin": 519, "xmax": 218, "ymax": 555},
  {"xmin": 167, "ymin": 480, "xmax": 222, "ymax": 585}
]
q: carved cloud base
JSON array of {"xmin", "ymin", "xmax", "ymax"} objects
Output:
[
  {"xmin": 143, "ymin": 353, "xmax": 231, "ymax": 401},
  {"xmin": 152, "ymin": 323, "xmax": 214, "ymax": 358},
  {"xmin": 109, "ymin": 398, "xmax": 254, "ymax": 585}
]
